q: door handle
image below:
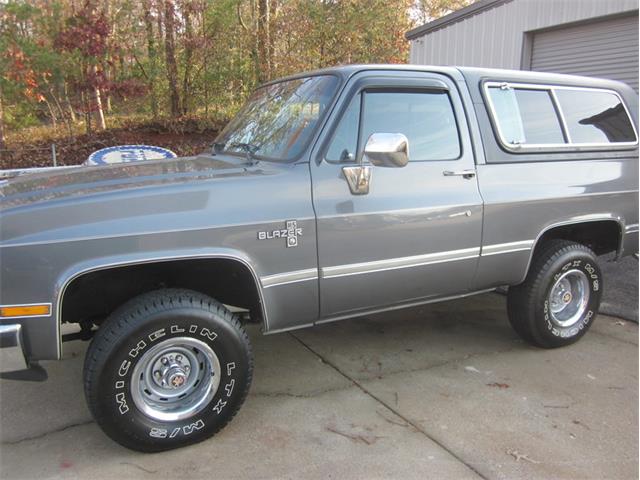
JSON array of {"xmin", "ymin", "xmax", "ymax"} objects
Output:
[{"xmin": 443, "ymin": 169, "xmax": 476, "ymax": 179}]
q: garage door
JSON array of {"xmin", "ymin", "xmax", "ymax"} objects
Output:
[{"xmin": 530, "ymin": 13, "xmax": 639, "ymax": 92}]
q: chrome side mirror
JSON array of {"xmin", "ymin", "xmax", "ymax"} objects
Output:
[{"xmin": 363, "ymin": 133, "xmax": 409, "ymax": 168}]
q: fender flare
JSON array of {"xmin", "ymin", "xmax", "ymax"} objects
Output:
[
  {"xmin": 54, "ymin": 250, "xmax": 268, "ymax": 359},
  {"xmin": 517, "ymin": 214, "xmax": 625, "ymax": 285}
]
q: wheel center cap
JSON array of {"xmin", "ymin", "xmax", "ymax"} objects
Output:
[
  {"xmin": 169, "ymin": 371, "xmax": 187, "ymax": 388},
  {"xmin": 562, "ymin": 292, "xmax": 572, "ymax": 304}
]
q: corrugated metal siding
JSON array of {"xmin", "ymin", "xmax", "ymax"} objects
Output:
[
  {"xmin": 409, "ymin": 0, "xmax": 638, "ymax": 69},
  {"xmin": 531, "ymin": 14, "xmax": 639, "ymax": 92}
]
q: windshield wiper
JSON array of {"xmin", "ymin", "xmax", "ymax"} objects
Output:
[
  {"xmin": 226, "ymin": 142, "xmax": 260, "ymax": 164},
  {"xmin": 212, "ymin": 142, "xmax": 226, "ymax": 155}
]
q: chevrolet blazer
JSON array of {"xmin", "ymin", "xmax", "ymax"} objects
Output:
[{"xmin": 0, "ymin": 64, "xmax": 638, "ymax": 451}]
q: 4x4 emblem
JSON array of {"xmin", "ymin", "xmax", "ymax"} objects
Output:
[{"xmin": 257, "ymin": 220, "xmax": 302, "ymax": 248}]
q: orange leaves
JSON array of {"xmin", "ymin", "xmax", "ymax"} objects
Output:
[
  {"xmin": 3, "ymin": 44, "xmax": 48, "ymax": 102},
  {"xmin": 4, "ymin": 46, "xmax": 27, "ymax": 79},
  {"xmin": 25, "ymin": 77, "xmax": 38, "ymax": 89}
]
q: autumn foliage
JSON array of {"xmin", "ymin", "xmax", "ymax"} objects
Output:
[{"xmin": 0, "ymin": 0, "xmax": 472, "ymax": 149}]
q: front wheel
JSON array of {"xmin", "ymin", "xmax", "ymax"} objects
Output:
[
  {"xmin": 507, "ymin": 240, "xmax": 603, "ymax": 348},
  {"xmin": 84, "ymin": 289, "xmax": 253, "ymax": 452}
]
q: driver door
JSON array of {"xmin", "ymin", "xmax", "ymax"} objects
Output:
[{"xmin": 310, "ymin": 71, "xmax": 483, "ymax": 318}]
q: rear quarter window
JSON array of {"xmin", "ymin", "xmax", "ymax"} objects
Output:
[
  {"xmin": 555, "ymin": 89, "xmax": 637, "ymax": 144},
  {"xmin": 487, "ymin": 87, "xmax": 565, "ymax": 145},
  {"xmin": 484, "ymin": 81, "xmax": 638, "ymax": 153}
]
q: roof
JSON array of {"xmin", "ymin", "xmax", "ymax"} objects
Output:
[
  {"xmin": 260, "ymin": 63, "xmax": 464, "ymax": 88},
  {"xmin": 457, "ymin": 65, "xmax": 637, "ymax": 92},
  {"xmin": 405, "ymin": 0, "xmax": 513, "ymax": 40},
  {"xmin": 262, "ymin": 64, "xmax": 634, "ymax": 93}
]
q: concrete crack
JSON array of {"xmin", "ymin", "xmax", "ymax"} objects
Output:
[
  {"xmin": 375, "ymin": 409, "xmax": 413, "ymax": 429},
  {"xmin": 2, "ymin": 419, "xmax": 94, "ymax": 446},
  {"xmin": 120, "ymin": 462, "xmax": 158, "ymax": 474},
  {"xmin": 290, "ymin": 333, "xmax": 490, "ymax": 480},
  {"xmin": 325, "ymin": 425, "xmax": 383, "ymax": 445},
  {"xmin": 341, "ymin": 346, "xmax": 519, "ymax": 385},
  {"xmin": 251, "ymin": 384, "xmax": 353, "ymax": 399}
]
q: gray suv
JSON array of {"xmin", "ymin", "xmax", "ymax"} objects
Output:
[{"xmin": 0, "ymin": 65, "xmax": 637, "ymax": 452}]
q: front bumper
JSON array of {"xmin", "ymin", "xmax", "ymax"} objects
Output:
[
  {"xmin": 0, "ymin": 324, "xmax": 29, "ymax": 371},
  {"xmin": 0, "ymin": 324, "xmax": 47, "ymax": 381}
]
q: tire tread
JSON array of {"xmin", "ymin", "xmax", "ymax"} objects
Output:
[
  {"xmin": 83, "ymin": 288, "xmax": 253, "ymax": 452},
  {"xmin": 507, "ymin": 240, "xmax": 600, "ymax": 348}
]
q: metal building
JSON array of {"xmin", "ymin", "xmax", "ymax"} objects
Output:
[{"xmin": 406, "ymin": 0, "xmax": 639, "ymax": 92}]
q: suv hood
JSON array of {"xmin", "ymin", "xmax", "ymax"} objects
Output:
[
  {"xmin": 0, "ymin": 154, "xmax": 254, "ymax": 210},
  {"xmin": 0, "ymin": 153, "xmax": 288, "ymax": 247}
]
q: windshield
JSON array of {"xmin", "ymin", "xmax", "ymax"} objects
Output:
[{"xmin": 215, "ymin": 75, "xmax": 339, "ymax": 162}]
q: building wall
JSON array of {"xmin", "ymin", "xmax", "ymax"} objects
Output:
[
  {"xmin": 409, "ymin": 0, "xmax": 638, "ymax": 69},
  {"xmin": 529, "ymin": 13, "xmax": 638, "ymax": 92}
]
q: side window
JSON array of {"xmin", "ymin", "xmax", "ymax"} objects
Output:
[
  {"xmin": 326, "ymin": 94, "xmax": 361, "ymax": 162},
  {"xmin": 487, "ymin": 87, "xmax": 565, "ymax": 145},
  {"xmin": 555, "ymin": 89, "xmax": 637, "ymax": 144},
  {"xmin": 326, "ymin": 89, "xmax": 461, "ymax": 163},
  {"xmin": 360, "ymin": 91, "xmax": 460, "ymax": 161},
  {"xmin": 485, "ymin": 82, "xmax": 638, "ymax": 151}
]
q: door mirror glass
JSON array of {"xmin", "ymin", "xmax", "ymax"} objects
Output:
[{"xmin": 363, "ymin": 133, "xmax": 409, "ymax": 168}]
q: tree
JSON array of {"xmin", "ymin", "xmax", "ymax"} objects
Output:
[
  {"xmin": 256, "ymin": 0, "xmax": 273, "ymax": 82},
  {"xmin": 413, "ymin": 0, "xmax": 474, "ymax": 25},
  {"xmin": 56, "ymin": 1, "xmax": 110, "ymax": 131},
  {"xmin": 142, "ymin": 0, "xmax": 159, "ymax": 117},
  {"xmin": 0, "ymin": 85, "xmax": 6, "ymax": 150},
  {"xmin": 1, "ymin": 0, "xmax": 476, "ymax": 142},
  {"xmin": 164, "ymin": 0, "xmax": 181, "ymax": 117},
  {"xmin": 1, "ymin": 2, "xmax": 68, "ymax": 133}
]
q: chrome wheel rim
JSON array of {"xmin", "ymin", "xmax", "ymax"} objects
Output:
[
  {"xmin": 131, "ymin": 337, "xmax": 220, "ymax": 421},
  {"xmin": 548, "ymin": 269, "xmax": 590, "ymax": 328}
]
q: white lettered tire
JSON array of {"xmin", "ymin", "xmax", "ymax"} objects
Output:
[
  {"xmin": 84, "ymin": 289, "xmax": 253, "ymax": 452},
  {"xmin": 507, "ymin": 240, "xmax": 602, "ymax": 348}
]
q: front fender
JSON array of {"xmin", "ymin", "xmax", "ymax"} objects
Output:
[{"xmin": 54, "ymin": 248, "xmax": 267, "ymax": 360}]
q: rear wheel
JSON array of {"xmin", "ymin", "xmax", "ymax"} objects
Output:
[
  {"xmin": 507, "ymin": 240, "xmax": 602, "ymax": 348},
  {"xmin": 84, "ymin": 289, "xmax": 253, "ymax": 452}
]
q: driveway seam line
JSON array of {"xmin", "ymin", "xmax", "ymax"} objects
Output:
[{"xmin": 290, "ymin": 333, "xmax": 490, "ymax": 480}]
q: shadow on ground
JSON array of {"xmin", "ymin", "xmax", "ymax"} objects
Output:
[{"xmin": 600, "ymin": 254, "xmax": 638, "ymax": 322}]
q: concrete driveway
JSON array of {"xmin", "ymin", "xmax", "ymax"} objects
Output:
[{"xmin": 1, "ymin": 293, "xmax": 637, "ymax": 479}]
